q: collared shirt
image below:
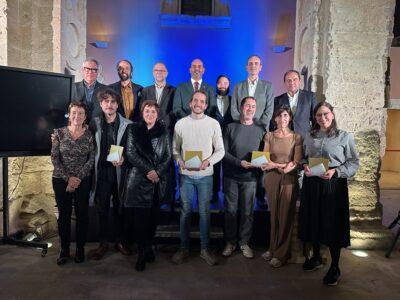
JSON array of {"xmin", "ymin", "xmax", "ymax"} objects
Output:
[
  {"xmin": 302, "ymin": 130, "xmax": 359, "ymax": 178},
  {"xmin": 155, "ymin": 82, "xmax": 166, "ymax": 104},
  {"xmin": 191, "ymin": 78, "xmax": 203, "ymax": 91},
  {"xmin": 247, "ymin": 78, "xmax": 258, "ymax": 97},
  {"xmin": 287, "ymin": 90, "xmax": 299, "ymax": 115},
  {"xmin": 121, "ymin": 81, "xmax": 134, "ymax": 119},
  {"xmin": 216, "ymin": 95, "xmax": 229, "ymax": 117},
  {"xmin": 83, "ymin": 80, "xmax": 96, "ymax": 103}
]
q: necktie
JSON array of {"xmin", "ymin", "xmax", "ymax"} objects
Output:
[{"xmin": 194, "ymin": 81, "xmax": 199, "ymax": 91}]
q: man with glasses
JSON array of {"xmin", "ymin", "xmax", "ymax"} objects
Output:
[
  {"xmin": 71, "ymin": 58, "xmax": 105, "ymax": 121},
  {"xmin": 109, "ymin": 59, "xmax": 143, "ymax": 121},
  {"xmin": 141, "ymin": 62, "xmax": 177, "ymax": 206}
]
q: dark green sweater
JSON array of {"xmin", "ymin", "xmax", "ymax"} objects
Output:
[{"xmin": 223, "ymin": 121, "xmax": 265, "ymax": 181}]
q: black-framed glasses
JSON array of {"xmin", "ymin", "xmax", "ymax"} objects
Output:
[{"xmin": 84, "ymin": 67, "xmax": 98, "ymax": 73}]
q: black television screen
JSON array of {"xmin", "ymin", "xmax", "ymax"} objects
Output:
[{"xmin": 0, "ymin": 66, "xmax": 73, "ymax": 157}]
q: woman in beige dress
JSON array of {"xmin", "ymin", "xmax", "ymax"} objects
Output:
[{"xmin": 261, "ymin": 105, "xmax": 302, "ymax": 268}]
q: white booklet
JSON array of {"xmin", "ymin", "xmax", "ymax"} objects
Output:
[
  {"xmin": 310, "ymin": 163, "xmax": 327, "ymax": 176},
  {"xmin": 107, "ymin": 145, "xmax": 123, "ymax": 162}
]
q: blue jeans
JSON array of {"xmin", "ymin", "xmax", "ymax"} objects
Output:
[{"xmin": 179, "ymin": 175, "xmax": 213, "ymax": 249}]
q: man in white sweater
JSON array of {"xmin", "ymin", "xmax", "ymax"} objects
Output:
[{"xmin": 172, "ymin": 90, "xmax": 225, "ymax": 266}]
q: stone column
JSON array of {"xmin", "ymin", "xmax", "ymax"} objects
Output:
[
  {"xmin": 294, "ymin": 0, "xmax": 395, "ymax": 249},
  {"xmin": 0, "ymin": 0, "xmax": 86, "ymax": 237}
]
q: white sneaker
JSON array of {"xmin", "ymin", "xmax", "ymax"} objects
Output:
[
  {"xmin": 269, "ymin": 257, "xmax": 283, "ymax": 268},
  {"xmin": 240, "ymin": 244, "xmax": 254, "ymax": 258},
  {"xmin": 222, "ymin": 243, "xmax": 236, "ymax": 257},
  {"xmin": 261, "ymin": 251, "xmax": 272, "ymax": 261}
]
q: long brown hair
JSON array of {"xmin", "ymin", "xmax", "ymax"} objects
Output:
[{"xmin": 310, "ymin": 101, "xmax": 338, "ymax": 137}]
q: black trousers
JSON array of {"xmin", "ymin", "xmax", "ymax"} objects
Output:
[
  {"xmin": 52, "ymin": 176, "xmax": 91, "ymax": 250},
  {"xmin": 128, "ymin": 192, "xmax": 159, "ymax": 248},
  {"xmin": 213, "ymin": 161, "xmax": 222, "ymax": 196},
  {"xmin": 96, "ymin": 178, "xmax": 124, "ymax": 244}
]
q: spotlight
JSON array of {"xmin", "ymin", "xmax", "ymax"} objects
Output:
[
  {"xmin": 351, "ymin": 250, "xmax": 368, "ymax": 258},
  {"xmin": 90, "ymin": 41, "xmax": 108, "ymax": 49}
]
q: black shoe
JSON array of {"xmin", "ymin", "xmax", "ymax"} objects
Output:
[
  {"xmin": 74, "ymin": 247, "xmax": 85, "ymax": 263},
  {"xmin": 145, "ymin": 246, "xmax": 155, "ymax": 263},
  {"xmin": 57, "ymin": 249, "xmax": 70, "ymax": 265},
  {"xmin": 303, "ymin": 256, "xmax": 323, "ymax": 271},
  {"xmin": 323, "ymin": 266, "xmax": 341, "ymax": 286},
  {"xmin": 136, "ymin": 250, "xmax": 146, "ymax": 272}
]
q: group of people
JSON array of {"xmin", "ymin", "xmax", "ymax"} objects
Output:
[{"xmin": 50, "ymin": 55, "xmax": 359, "ymax": 286}]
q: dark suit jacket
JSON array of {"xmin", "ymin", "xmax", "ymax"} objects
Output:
[
  {"xmin": 210, "ymin": 95, "xmax": 233, "ymax": 130},
  {"xmin": 270, "ymin": 89, "xmax": 317, "ymax": 138},
  {"xmin": 108, "ymin": 80, "xmax": 143, "ymax": 121},
  {"xmin": 141, "ymin": 84, "xmax": 176, "ymax": 131},
  {"xmin": 71, "ymin": 80, "xmax": 106, "ymax": 121},
  {"xmin": 172, "ymin": 80, "xmax": 216, "ymax": 119},
  {"xmin": 231, "ymin": 79, "xmax": 274, "ymax": 130}
]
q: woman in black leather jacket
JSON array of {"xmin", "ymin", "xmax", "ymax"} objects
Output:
[{"xmin": 124, "ymin": 100, "xmax": 172, "ymax": 271}]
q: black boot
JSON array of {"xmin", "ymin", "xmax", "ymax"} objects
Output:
[
  {"xmin": 135, "ymin": 247, "xmax": 146, "ymax": 272},
  {"xmin": 57, "ymin": 248, "xmax": 70, "ymax": 265},
  {"xmin": 145, "ymin": 245, "xmax": 155, "ymax": 263},
  {"xmin": 74, "ymin": 247, "xmax": 85, "ymax": 263}
]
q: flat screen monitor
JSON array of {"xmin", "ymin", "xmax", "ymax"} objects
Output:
[{"xmin": 0, "ymin": 65, "xmax": 73, "ymax": 157}]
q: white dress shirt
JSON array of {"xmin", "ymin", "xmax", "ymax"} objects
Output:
[
  {"xmin": 247, "ymin": 78, "xmax": 258, "ymax": 97},
  {"xmin": 216, "ymin": 95, "xmax": 229, "ymax": 117},
  {"xmin": 287, "ymin": 90, "xmax": 299, "ymax": 115}
]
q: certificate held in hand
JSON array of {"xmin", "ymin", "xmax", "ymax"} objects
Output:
[
  {"xmin": 107, "ymin": 145, "xmax": 124, "ymax": 162},
  {"xmin": 309, "ymin": 157, "xmax": 329, "ymax": 176},
  {"xmin": 251, "ymin": 151, "xmax": 270, "ymax": 167},
  {"xmin": 184, "ymin": 151, "xmax": 203, "ymax": 170}
]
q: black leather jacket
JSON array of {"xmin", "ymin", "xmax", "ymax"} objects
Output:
[{"xmin": 123, "ymin": 120, "xmax": 172, "ymax": 208}]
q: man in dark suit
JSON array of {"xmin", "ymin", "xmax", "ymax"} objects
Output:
[
  {"xmin": 270, "ymin": 70, "xmax": 317, "ymax": 138},
  {"xmin": 141, "ymin": 62, "xmax": 176, "ymax": 132},
  {"xmin": 71, "ymin": 58, "xmax": 106, "ymax": 121},
  {"xmin": 173, "ymin": 58, "xmax": 216, "ymax": 119},
  {"xmin": 231, "ymin": 55, "xmax": 274, "ymax": 130},
  {"xmin": 142, "ymin": 62, "xmax": 176, "ymax": 205},
  {"xmin": 210, "ymin": 75, "xmax": 233, "ymax": 203},
  {"xmin": 109, "ymin": 59, "xmax": 143, "ymax": 121}
]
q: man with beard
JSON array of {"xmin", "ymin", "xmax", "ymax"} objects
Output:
[
  {"xmin": 231, "ymin": 55, "xmax": 274, "ymax": 130},
  {"xmin": 109, "ymin": 59, "xmax": 143, "ymax": 121},
  {"xmin": 91, "ymin": 87, "xmax": 132, "ymax": 260},
  {"xmin": 172, "ymin": 91, "xmax": 224, "ymax": 266},
  {"xmin": 71, "ymin": 58, "xmax": 106, "ymax": 121},
  {"xmin": 173, "ymin": 58, "xmax": 216, "ymax": 120},
  {"xmin": 210, "ymin": 75, "xmax": 233, "ymax": 203},
  {"xmin": 222, "ymin": 97, "xmax": 264, "ymax": 259}
]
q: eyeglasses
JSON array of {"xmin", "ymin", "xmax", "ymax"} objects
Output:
[
  {"xmin": 154, "ymin": 69, "xmax": 167, "ymax": 73},
  {"xmin": 83, "ymin": 67, "xmax": 98, "ymax": 73},
  {"xmin": 316, "ymin": 112, "xmax": 331, "ymax": 118}
]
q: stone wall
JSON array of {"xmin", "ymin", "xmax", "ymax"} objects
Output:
[
  {"xmin": 294, "ymin": 0, "xmax": 396, "ymax": 249},
  {"xmin": 0, "ymin": 0, "xmax": 86, "ymax": 238}
]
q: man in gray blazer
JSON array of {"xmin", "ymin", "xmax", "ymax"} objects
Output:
[
  {"xmin": 173, "ymin": 58, "xmax": 216, "ymax": 119},
  {"xmin": 270, "ymin": 70, "xmax": 317, "ymax": 138},
  {"xmin": 231, "ymin": 55, "xmax": 274, "ymax": 130},
  {"xmin": 71, "ymin": 58, "xmax": 106, "ymax": 121}
]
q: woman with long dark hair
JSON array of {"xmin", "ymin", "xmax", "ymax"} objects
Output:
[
  {"xmin": 261, "ymin": 105, "xmax": 302, "ymax": 268},
  {"xmin": 124, "ymin": 100, "xmax": 172, "ymax": 271},
  {"xmin": 299, "ymin": 101, "xmax": 359, "ymax": 285},
  {"xmin": 51, "ymin": 101, "xmax": 94, "ymax": 265}
]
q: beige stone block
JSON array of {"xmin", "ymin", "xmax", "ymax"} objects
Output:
[
  {"xmin": 41, "ymin": 171, "xmax": 55, "ymax": 195},
  {"xmin": 328, "ymin": 32, "xmax": 389, "ymax": 59},
  {"xmin": 353, "ymin": 131, "xmax": 381, "ymax": 182},
  {"xmin": 325, "ymin": 81, "xmax": 385, "ymax": 108},
  {"xmin": 331, "ymin": 0, "xmax": 394, "ymax": 34},
  {"xmin": 349, "ymin": 181, "xmax": 378, "ymax": 211},
  {"xmin": 9, "ymin": 156, "xmax": 53, "ymax": 174},
  {"xmin": 8, "ymin": 171, "xmax": 42, "ymax": 198},
  {"xmin": 334, "ymin": 108, "xmax": 386, "ymax": 137},
  {"xmin": 20, "ymin": 193, "xmax": 56, "ymax": 217}
]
